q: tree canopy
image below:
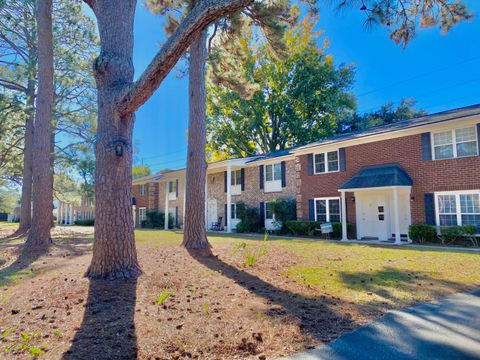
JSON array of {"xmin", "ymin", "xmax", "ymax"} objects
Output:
[{"xmin": 206, "ymin": 10, "xmax": 356, "ymax": 159}]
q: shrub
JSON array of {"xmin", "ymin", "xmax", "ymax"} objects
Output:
[
  {"xmin": 438, "ymin": 225, "xmax": 477, "ymax": 245},
  {"xmin": 74, "ymin": 219, "xmax": 94, "ymax": 226},
  {"xmin": 269, "ymin": 198, "xmax": 296, "ymax": 233},
  {"xmin": 285, "ymin": 220, "xmax": 319, "ymax": 236},
  {"xmin": 408, "ymin": 224, "xmax": 437, "ymax": 244},
  {"xmin": 236, "ymin": 203, "xmax": 261, "ymax": 233},
  {"xmin": 145, "ymin": 211, "xmax": 165, "ymax": 228}
]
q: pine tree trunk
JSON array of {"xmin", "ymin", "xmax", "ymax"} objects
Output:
[
  {"xmin": 86, "ymin": 0, "xmax": 141, "ymax": 279},
  {"xmin": 182, "ymin": 30, "xmax": 210, "ymax": 250},
  {"xmin": 25, "ymin": 0, "xmax": 54, "ymax": 249},
  {"xmin": 17, "ymin": 81, "xmax": 35, "ymax": 234}
]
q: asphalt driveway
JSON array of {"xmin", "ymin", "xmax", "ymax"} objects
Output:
[{"xmin": 284, "ymin": 289, "xmax": 480, "ymax": 360}]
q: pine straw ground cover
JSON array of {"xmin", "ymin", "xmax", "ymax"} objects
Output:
[{"xmin": 0, "ymin": 224, "xmax": 479, "ymax": 359}]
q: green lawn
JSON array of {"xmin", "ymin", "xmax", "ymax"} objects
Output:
[{"xmin": 2, "ymin": 224, "xmax": 480, "ymax": 307}]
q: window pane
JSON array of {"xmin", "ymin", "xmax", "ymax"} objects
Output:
[
  {"xmin": 462, "ymin": 214, "xmax": 480, "ymax": 226},
  {"xmin": 274, "ymin": 163, "xmax": 282, "ymax": 181},
  {"xmin": 327, "ymin": 151, "xmax": 339, "ymax": 172},
  {"xmin": 433, "ymin": 131, "xmax": 452, "ymax": 146},
  {"xmin": 438, "ymin": 195, "xmax": 456, "ymax": 214},
  {"xmin": 434, "ymin": 144, "xmax": 454, "ymax": 160},
  {"xmin": 460, "ymin": 194, "xmax": 480, "ymax": 214},
  {"xmin": 314, "ymin": 153, "xmax": 325, "ymax": 173},
  {"xmin": 455, "ymin": 127, "xmax": 476, "ymax": 143},
  {"xmin": 237, "ymin": 170, "xmax": 242, "ymax": 184},
  {"xmin": 265, "ymin": 165, "xmax": 273, "ymax": 181},
  {"xmin": 231, "ymin": 204, "xmax": 236, "ymax": 219},
  {"xmin": 439, "ymin": 214, "xmax": 457, "ymax": 226},
  {"xmin": 315, "ymin": 199, "xmax": 326, "ymax": 222},
  {"xmin": 456, "ymin": 141, "xmax": 477, "ymax": 157},
  {"xmin": 266, "ymin": 203, "xmax": 274, "ymax": 219},
  {"xmin": 330, "ymin": 214, "xmax": 341, "ymax": 223}
]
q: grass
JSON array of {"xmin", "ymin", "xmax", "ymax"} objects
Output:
[{"xmin": 2, "ymin": 224, "xmax": 479, "ymax": 308}]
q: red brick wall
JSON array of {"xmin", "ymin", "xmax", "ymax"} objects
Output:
[
  {"xmin": 132, "ymin": 184, "xmax": 148, "ymax": 208},
  {"xmin": 298, "ymin": 133, "xmax": 480, "ymax": 225}
]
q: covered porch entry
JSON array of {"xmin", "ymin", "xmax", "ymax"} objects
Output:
[{"xmin": 339, "ymin": 164, "xmax": 413, "ymax": 244}]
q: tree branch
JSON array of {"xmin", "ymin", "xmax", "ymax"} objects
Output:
[{"xmin": 118, "ymin": 0, "xmax": 252, "ymax": 116}]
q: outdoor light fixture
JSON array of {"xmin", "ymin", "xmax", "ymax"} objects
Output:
[
  {"xmin": 351, "ymin": 197, "xmax": 355, "ymax": 202},
  {"xmin": 410, "ymin": 196, "xmax": 415, "ymax": 202}
]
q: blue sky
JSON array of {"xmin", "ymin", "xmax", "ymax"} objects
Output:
[{"xmin": 130, "ymin": 1, "xmax": 480, "ymax": 173}]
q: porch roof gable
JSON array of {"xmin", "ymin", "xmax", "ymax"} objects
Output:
[{"xmin": 340, "ymin": 164, "xmax": 412, "ymax": 190}]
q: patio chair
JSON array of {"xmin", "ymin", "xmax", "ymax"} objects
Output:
[{"xmin": 211, "ymin": 217, "xmax": 223, "ymax": 231}]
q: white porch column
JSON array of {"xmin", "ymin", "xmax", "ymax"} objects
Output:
[
  {"xmin": 226, "ymin": 165, "xmax": 232, "ymax": 233},
  {"xmin": 183, "ymin": 177, "xmax": 186, "ymax": 228},
  {"xmin": 164, "ymin": 182, "xmax": 169, "ymax": 230},
  {"xmin": 340, "ymin": 191, "xmax": 348, "ymax": 241},
  {"xmin": 393, "ymin": 187, "xmax": 401, "ymax": 244},
  {"xmin": 58, "ymin": 202, "xmax": 62, "ymax": 225},
  {"xmin": 69, "ymin": 206, "xmax": 72, "ymax": 224},
  {"xmin": 204, "ymin": 174, "xmax": 208, "ymax": 230},
  {"xmin": 133, "ymin": 205, "xmax": 136, "ymax": 227}
]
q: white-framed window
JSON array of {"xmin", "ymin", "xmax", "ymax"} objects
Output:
[
  {"xmin": 231, "ymin": 170, "xmax": 242, "ymax": 186},
  {"xmin": 314, "ymin": 197, "xmax": 341, "ymax": 223},
  {"xmin": 265, "ymin": 202, "xmax": 275, "ymax": 220},
  {"xmin": 432, "ymin": 126, "xmax": 478, "ymax": 160},
  {"xmin": 265, "ymin": 163, "xmax": 282, "ymax": 182},
  {"xmin": 139, "ymin": 207, "xmax": 147, "ymax": 222},
  {"xmin": 314, "ymin": 150, "xmax": 339, "ymax": 174},
  {"xmin": 436, "ymin": 191, "xmax": 480, "ymax": 229},
  {"xmin": 168, "ymin": 180, "xmax": 177, "ymax": 194},
  {"xmin": 139, "ymin": 184, "xmax": 148, "ymax": 196}
]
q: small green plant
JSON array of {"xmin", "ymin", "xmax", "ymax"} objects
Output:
[
  {"xmin": 243, "ymin": 232, "xmax": 268, "ymax": 267},
  {"xmin": 53, "ymin": 330, "xmax": 62, "ymax": 337},
  {"xmin": 156, "ymin": 286, "xmax": 175, "ymax": 306},
  {"xmin": 203, "ymin": 301, "xmax": 209, "ymax": 314}
]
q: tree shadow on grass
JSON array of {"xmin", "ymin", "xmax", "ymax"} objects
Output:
[
  {"xmin": 63, "ymin": 278, "xmax": 138, "ymax": 360},
  {"xmin": 0, "ymin": 247, "xmax": 43, "ymax": 287},
  {"xmin": 338, "ymin": 266, "xmax": 470, "ymax": 304},
  {"xmin": 187, "ymin": 249, "xmax": 356, "ymax": 344}
]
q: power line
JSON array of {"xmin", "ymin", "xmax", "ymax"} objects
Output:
[
  {"xmin": 359, "ymin": 77, "xmax": 480, "ymax": 114},
  {"xmin": 147, "ymin": 156, "xmax": 186, "ymax": 167},
  {"xmin": 357, "ymin": 55, "xmax": 480, "ymax": 98},
  {"xmin": 141, "ymin": 147, "xmax": 187, "ymax": 161}
]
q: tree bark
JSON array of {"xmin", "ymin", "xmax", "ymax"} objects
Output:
[
  {"xmin": 182, "ymin": 30, "xmax": 210, "ymax": 250},
  {"xmin": 25, "ymin": 0, "xmax": 54, "ymax": 249},
  {"xmin": 17, "ymin": 80, "xmax": 35, "ymax": 234},
  {"xmin": 86, "ymin": 0, "xmax": 141, "ymax": 279}
]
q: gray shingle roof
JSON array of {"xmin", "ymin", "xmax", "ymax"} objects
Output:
[{"xmin": 340, "ymin": 164, "xmax": 413, "ymax": 190}]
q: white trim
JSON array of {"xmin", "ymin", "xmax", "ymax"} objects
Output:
[
  {"xmin": 313, "ymin": 150, "xmax": 340, "ymax": 175},
  {"xmin": 313, "ymin": 197, "xmax": 341, "ymax": 223},
  {"xmin": 138, "ymin": 207, "xmax": 147, "ymax": 222},
  {"xmin": 226, "ymin": 165, "xmax": 232, "ymax": 233},
  {"xmin": 339, "ymin": 185, "xmax": 412, "ymax": 192},
  {"xmin": 431, "ymin": 126, "xmax": 478, "ymax": 160},
  {"xmin": 434, "ymin": 190, "xmax": 480, "ymax": 228}
]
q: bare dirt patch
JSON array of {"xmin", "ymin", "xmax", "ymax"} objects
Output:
[{"xmin": 0, "ymin": 236, "xmax": 371, "ymax": 359}]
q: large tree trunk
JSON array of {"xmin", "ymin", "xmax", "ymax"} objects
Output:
[
  {"xmin": 25, "ymin": 0, "xmax": 54, "ymax": 249},
  {"xmin": 86, "ymin": 0, "xmax": 141, "ymax": 279},
  {"xmin": 17, "ymin": 81, "xmax": 35, "ymax": 234},
  {"xmin": 182, "ymin": 30, "xmax": 210, "ymax": 250}
]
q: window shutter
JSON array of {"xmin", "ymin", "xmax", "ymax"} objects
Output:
[
  {"xmin": 281, "ymin": 161, "xmax": 286, "ymax": 187},
  {"xmin": 307, "ymin": 154, "xmax": 313, "ymax": 175},
  {"xmin": 424, "ymin": 193, "xmax": 435, "ymax": 225},
  {"xmin": 477, "ymin": 124, "xmax": 480, "ymax": 155},
  {"xmin": 259, "ymin": 165, "xmax": 264, "ymax": 190},
  {"xmin": 339, "ymin": 148, "xmax": 346, "ymax": 172},
  {"xmin": 241, "ymin": 168, "xmax": 245, "ymax": 191},
  {"xmin": 259, "ymin": 202, "xmax": 265, "ymax": 227},
  {"xmin": 175, "ymin": 179, "xmax": 179, "ymax": 197},
  {"xmin": 308, "ymin": 199, "xmax": 315, "ymax": 221},
  {"xmin": 421, "ymin": 132, "xmax": 432, "ymax": 160},
  {"xmin": 175, "ymin": 207, "xmax": 179, "ymax": 226},
  {"xmin": 224, "ymin": 171, "xmax": 227, "ymax": 193},
  {"xmin": 224, "ymin": 204, "xmax": 228, "ymax": 227}
]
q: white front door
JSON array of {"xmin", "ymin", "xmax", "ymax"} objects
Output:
[
  {"xmin": 357, "ymin": 192, "xmax": 389, "ymax": 240},
  {"xmin": 207, "ymin": 199, "xmax": 217, "ymax": 230}
]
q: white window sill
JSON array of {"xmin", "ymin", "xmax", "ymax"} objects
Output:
[
  {"xmin": 231, "ymin": 184, "xmax": 241, "ymax": 195},
  {"xmin": 168, "ymin": 193, "xmax": 177, "ymax": 201}
]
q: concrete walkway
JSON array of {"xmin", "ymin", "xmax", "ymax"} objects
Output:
[{"xmin": 284, "ymin": 289, "xmax": 480, "ymax": 360}]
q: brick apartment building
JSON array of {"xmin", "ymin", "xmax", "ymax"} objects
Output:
[{"xmin": 133, "ymin": 104, "xmax": 480, "ymax": 242}]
